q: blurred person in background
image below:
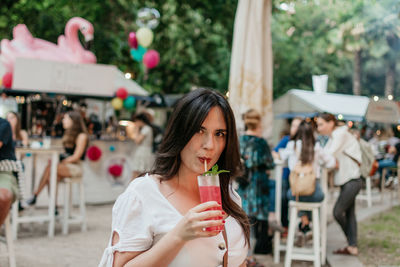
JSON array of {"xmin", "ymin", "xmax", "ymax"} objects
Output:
[
  {"xmin": 237, "ymin": 109, "xmax": 276, "ymax": 258},
  {"xmin": 272, "ymin": 117, "xmax": 302, "ymax": 229},
  {"xmin": 0, "ymin": 117, "xmax": 18, "ymax": 225},
  {"xmin": 26, "ymin": 111, "xmax": 88, "ymax": 213},
  {"xmin": 7, "ymin": 111, "xmax": 29, "ymax": 147},
  {"xmin": 127, "ymin": 112, "xmax": 155, "ymax": 179},
  {"xmin": 317, "ymin": 113, "xmax": 362, "ymax": 256}
]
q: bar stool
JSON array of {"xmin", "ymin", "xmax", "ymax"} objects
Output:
[
  {"xmin": 285, "ymin": 201, "xmax": 321, "ymax": 267},
  {"xmin": 1, "ymin": 214, "xmax": 16, "ymax": 267},
  {"xmin": 61, "ymin": 176, "xmax": 87, "ymax": 235}
]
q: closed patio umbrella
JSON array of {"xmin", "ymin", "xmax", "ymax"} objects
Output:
[{"xmin": 228, "ymin": 0, "xmax": 273, "ymax": 138}]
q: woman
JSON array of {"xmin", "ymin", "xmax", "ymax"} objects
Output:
[
  {"xmin": 237, "ymin": 109, "xmax": 275, "ymax": 256},
  {"xmin": 278, "ymin": 120, "xmax": 335, "ymax": 244},
  {"xmin": 99, "ymin": 88, "xmax": 249, "ymax": 267},
  {"xmin": 6, "ymin": 111, "xmax": 29, "ymax": 147},
  {"xmin": 317, "ymin": 113, "xmax": 362, "ymax": 256},
  {"xmin": 127, "ymin": 112, "xmax": 155, "ymax": 179},
  {"xmin": 27, "ymin": 111, "xmax": 88, "ymax": 207}
]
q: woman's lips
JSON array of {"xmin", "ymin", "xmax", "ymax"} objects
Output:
[{"xmin": 199, "ymin": 157, "xmax": 211, "ymax": 164}]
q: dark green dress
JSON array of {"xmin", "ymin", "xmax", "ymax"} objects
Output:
[{"xmin": 237, "ymin": 135, "xmax": 274, "ymax": 221}]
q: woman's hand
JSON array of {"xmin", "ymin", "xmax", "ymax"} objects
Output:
[{"xmin": 171, "ymin": 201, "xmax": 224, "ymax": 242}]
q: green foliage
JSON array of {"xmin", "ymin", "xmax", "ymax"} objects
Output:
[
  {"xmin": 203, "ymin": 164, "xmax": 229, "ymax": 176},
  {"xmin": 272, "ymin": 0, "xmax": 400, "ymax": 98}
]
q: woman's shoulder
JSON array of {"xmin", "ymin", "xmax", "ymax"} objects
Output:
[
  {"xmin": 125, "ymin": 174, "xmax": 157, "ymax": 193},
  {"xmin": 114, "ymin": 174, "xmax": 157, "ymax": 209}
]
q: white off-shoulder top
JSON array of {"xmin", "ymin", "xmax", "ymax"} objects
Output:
[{"xmin": 99, "ymin": 174, "xmax": 248, "ymax": 267}]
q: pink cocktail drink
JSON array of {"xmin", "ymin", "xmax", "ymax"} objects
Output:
[{"xmin": 198, "ymin": 174, "xmax": 223, "ymax": 231}]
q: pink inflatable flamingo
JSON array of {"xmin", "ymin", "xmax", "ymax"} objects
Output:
[
  {"xmin": 57, "ymin": 17, "xmax": 96, "ymax": 64},
  {"xmin": 0, "ymin": 17, "xmax": 96, "ymax": 72}
]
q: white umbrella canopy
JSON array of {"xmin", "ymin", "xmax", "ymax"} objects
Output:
[{"xmin": 228, "ymin": 0, "xmax": 273, "ymax": 138}]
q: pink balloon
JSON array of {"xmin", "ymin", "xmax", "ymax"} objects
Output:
[
  {"xmin": 143, "ymin": 50, "xmax": 160, "ymax": 69},
  {"xmin": 2, "ymin": 72, "xmax": 13, "ymax": 88},
  {"xmin": 128, "ymin": 32, "xmax": 138, "ymax": 49},
  {"xmin": 116, "ymin": 87, "xmax": 128, "ymax": 99}
]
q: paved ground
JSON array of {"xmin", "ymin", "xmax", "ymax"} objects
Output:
[{"xmin": 0, "ymin": 188, "xmax": 398, "ymax": 267}]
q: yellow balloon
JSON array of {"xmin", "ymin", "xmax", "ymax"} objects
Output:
[
  {"xmin": 111, "ymin": 98, "xmax": 123, "ymax": 110},
  {"xmin": 0, "ymin": 78, "xmax": 2, "ymax": 87},
  {"xmin": 136, "ymin": 27, "xmax": 154, "ymax": 48}
]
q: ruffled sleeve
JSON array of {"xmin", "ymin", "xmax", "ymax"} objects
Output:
[{"xmin": 99, "ymin": 189, "xmax": 153, "ymax": 267}]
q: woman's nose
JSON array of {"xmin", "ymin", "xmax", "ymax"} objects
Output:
[{"xmin": 202, "ymin": 133, "xmax": 215, "ymax": 150}]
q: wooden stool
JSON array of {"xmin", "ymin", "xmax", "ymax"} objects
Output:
[
  {"xmin": 285, "ymin": 201, "xmax": 321, "ymax": 267},
  {"xmin": 61, "ymin": 176, "xmax": 87, "ymax": 235},
  {"xmin": 1, "ymin": 214, "xmax": 16, "ymax": 267}
]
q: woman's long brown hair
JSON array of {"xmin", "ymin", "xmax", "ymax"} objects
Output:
[
  {"xmin": 62, "ymin": 111, "xmax": 88, "ymax": 148},
  {"xmin": 8, "ymin": 112, "xmax": 22, "ymax": 140},
  {"xmin": 151, "ymin": 88, "xmax": 250, "ymax": 245},
  {"xmin": 294, "ymin": 120, "xmax": 315, "ymax": 164}
]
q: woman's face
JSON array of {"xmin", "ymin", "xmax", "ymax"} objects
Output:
[
  {"xmin": 317, "ymin": 117, "xmax": 334, "ymax": 136},
  {"xmin": 290, "ymin": 118, "xmax": 301, "ymax": 137},
  {"xmin": 62, "ymin": 114, "xmax": 73, "ymax": 130},
  {"xmin": 180, "ymin": 106, "xmax": 227, "ymax": 176},
  {"xmin": 6, "ymin": 113, "xmax": 17, "ymax": 129}
]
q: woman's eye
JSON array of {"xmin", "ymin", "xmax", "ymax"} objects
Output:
[{"xmin": 216, "ymin": 131, "xmax": 226, "ymax": 137}]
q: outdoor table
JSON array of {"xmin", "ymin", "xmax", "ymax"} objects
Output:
[
  {"xmin": 12, "ymin": 146, "xmax": 63, "ymax": 238},
  {"xmin": 272, "ymin": 160, "xmax": 328, "ymax": 265}
]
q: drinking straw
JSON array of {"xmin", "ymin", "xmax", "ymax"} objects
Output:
[{"xmin": 204, "ymin": 160, "xmax": 207, "ymax": 173}]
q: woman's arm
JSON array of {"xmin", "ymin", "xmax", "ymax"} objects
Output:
[
  {"xmin": 127, "ymin": 123, "xmax": 146, "ymax": 145},
  {"xmin": 63, "ymin": 133, "xmax": 88, "ymax": 163},
  {"xmin": 114, "ymin": 202, "xmax": 224, "ymax": 267},
  {"xmin": 20, "ymin": 130, "xmax": 29, "ymax": 147}
]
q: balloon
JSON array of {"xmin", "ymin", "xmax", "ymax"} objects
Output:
[
  {"xmin": 136, "ymin": 27, "xmax": 153, "ymax": 48},
  {"xmin": 0, "ymin": 79, "xmax": 2, "ymax": 87},
  {"xmin": 128, "ymin": 32, "xmax": 138, "ymax": 49},
  {"xmin": 111, "ymin": 98, "xmax": 123, "ymax": 110},
  {"xmin": 108, "ymin": 164, "xmax": 123, "ymax": 177},
  {"xmin": 26, "ymin": 153, "xmax": 32, "ymax": 157},
  {"xmin": 130, "ymin": 46, "xmax": 147, "ymax": 62},
  {"xmin": 123, "ymin": 96, "xmax": 136, "ymax": 109},
  {"xmin": 2, "ymin": 72, "xmax": 13, "ymax": 88},
  {"xmin": 87, "ymin": 145, "xmax": 102, "ymax": 161},
  {"xmin": 116, "ymin": 87, "xmax": 128, "ymax": 100},
  {"xmin": 136, "ymin": 8, "xmax": 161, "ymax": 29},
  {"xmin": 109, "ymin": 145, "xmax": 115, "ymax": 152},
  {"xmin": 143, "ymin": 50, "xmax": 160, "ymax": 69}
]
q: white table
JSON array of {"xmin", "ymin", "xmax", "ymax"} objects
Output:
[
  {"xmin": 272, "ymin": 160, "xmax": 328, "ymax": 265},
  {"xmin": 12, "ymin": 146, "xmax": 63, "ymax": 239}
]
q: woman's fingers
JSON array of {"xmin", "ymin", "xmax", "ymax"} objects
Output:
[
  {"xmin": 190, "ymin": 201, "xmax": 220, "ymax": 212},
  {"xmin": 194, "ymin": 209, "xmax": 224, "ymax": 221},
  {"xmin": 195, "ymin": 219, "xmax": 224, "ymax": 229}
]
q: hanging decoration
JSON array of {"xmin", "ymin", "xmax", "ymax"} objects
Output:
[
  {"xmin": 2, "ymin": 72, "xmax": 13, "ymax": 88},
  {"xmin": 87, "ymin": 145, "xmax": 102, "ymax": 161},
  {"xmin": 128, "ymin": 7, "xmax": 161, "ymax": 71}
]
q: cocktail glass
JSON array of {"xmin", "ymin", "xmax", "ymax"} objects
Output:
[{"xmin": 197, "ymin": 174, "xmax": 223, "ymax": 231}]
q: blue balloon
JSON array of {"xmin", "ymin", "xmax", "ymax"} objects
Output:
[
  {"xmin": 26, "ymin": 153, "xmax": 32, "ymax": 157},
  {"xmin": 109, "ymin": 145, "xmax": 115, "ymax": 152},
  {"xmin": 130, "ymin": 46, "xmax": 147, "ymax": 62},
  {"xmin": 124, "ymin": 96, "xmax": 136, "ymax": 109}
]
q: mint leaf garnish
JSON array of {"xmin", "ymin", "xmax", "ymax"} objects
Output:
[{"xmin": 203, "ymin": 164, "xmax": 230, "ymax": 175}]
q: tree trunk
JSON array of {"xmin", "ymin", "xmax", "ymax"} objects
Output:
[
  {"xmin": 384, "ymin": 62, "xmax": 396, "ymax": 97},
  {"xmin": 353, "ymin": 50, "xmax": 362, "ymax": 95}
]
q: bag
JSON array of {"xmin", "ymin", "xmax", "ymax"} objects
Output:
[
  {"xmin": 289, "ymin": 162, "xmax": 316, "ymax": 201},
  {"xmin": 358, "ymin": 139, "xmax": 376, "ymax": 178}
]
